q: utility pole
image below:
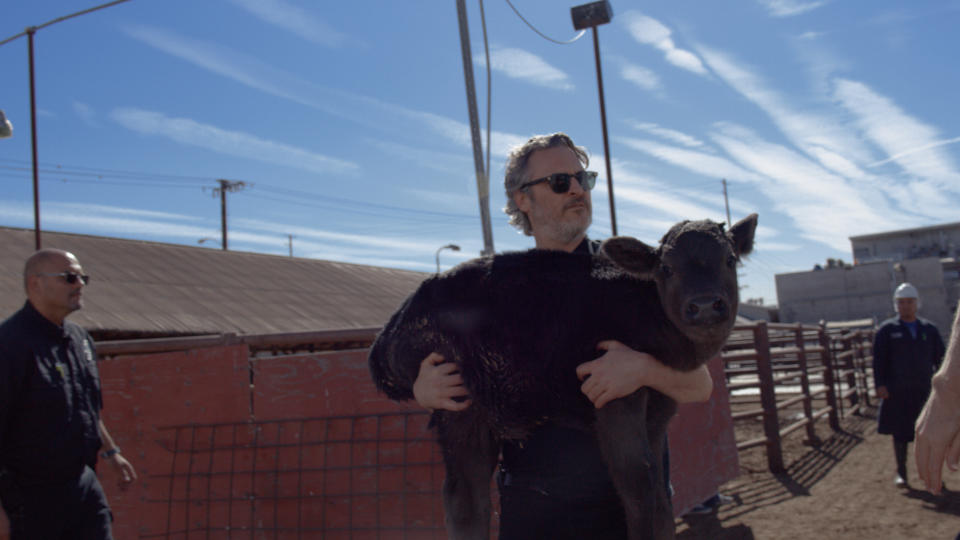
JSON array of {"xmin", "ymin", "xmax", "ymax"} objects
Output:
[
  {"xmin": 455, "ymin": 0, "xmax": 495, "ymax": 256},
  {"xmin": 287, "ymin": 234, "xmax": 294, "ymax": 257},
  {"xmin": 722, "ymin": 178, "xmax": 731, "ymax": 227},
  {"xmin": 208, "ymin": 179, "xmax": 247, "ymax": 251}
]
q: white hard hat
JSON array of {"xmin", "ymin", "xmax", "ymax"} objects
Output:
[{"xmin": 894, "ymin": 282, "xmax": 919, "ymax": 300}]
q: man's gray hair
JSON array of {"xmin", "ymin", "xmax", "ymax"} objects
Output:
[{"xmin": 503, "ymin": 132, "xmax": 589, "ymax": 236}]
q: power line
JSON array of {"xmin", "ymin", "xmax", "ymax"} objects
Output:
[
  {"xmin": 0, "ymin": 159, "xmax": 479, "ymax": 220},
  {"xmin": 0, "ymin": 0, "xmax": 134, "ymax": 47},
  {"xmin": 0, "ymin": 159, "xmax": 214, "ymax": 183},
  {"xmin": 503, "ymin": 0, "xmax": 587, "ymax": 44}
]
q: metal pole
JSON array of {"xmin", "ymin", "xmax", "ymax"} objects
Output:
[
  {"xmin": 723, "ymin": 178, "xmax": 732, "ymax": 227},
  {"xmin": 288, "ymin": 234, "xmax": 293, "ymax": 257},
  {"xmin": 219, "ymin": 179, "xmax": 228, "ymax": 250},
  {"xmin": 456, "ymin": 0, "xmax": 495, "ymax": 256},
  {"xmin": 27, "ymin": 28, "xmax": 41, "ymax": 250},
  {"xmin": 591, "ymin": 26, "xmax": 617, "ymax": 236}
]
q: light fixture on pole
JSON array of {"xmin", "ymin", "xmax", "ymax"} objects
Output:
[
  {"xmin": 197, "ymin": 237, "xmax": 222, "ymax": 248},
  {"xmin": 571, "ymin": 0, "xmax": 617, "ymax": 236},
  {"xmin": 0, "ymin": 109, "xmax": 12, "ymax": 139},
  {"xmin": 436, "ymin": 244, "xmax": 461, "ymax": 273}
]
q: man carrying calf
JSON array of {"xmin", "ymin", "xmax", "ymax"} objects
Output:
[{"xmin": 403, "ymin": 132, "xmax": 714, "ymax": 538}]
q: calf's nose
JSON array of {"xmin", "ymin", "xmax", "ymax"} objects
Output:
[{"xmin": 684, "ymin": 295, "xmax": 728, "ymax": 324}]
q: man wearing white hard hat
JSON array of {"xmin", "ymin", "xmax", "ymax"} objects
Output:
[{"xmin": 873, "ymin": 282, "xmax": 946, "ymax": 488}]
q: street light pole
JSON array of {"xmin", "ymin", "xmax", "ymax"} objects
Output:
[
  {"xmin": 436, "ymin": 244, "xmax": 461, "ymax": 273},
  {"xmin": 572, "ymin": 1, "xmax": 617, "ymax": 236},
  {"xmin": 0, "ymin": 0, "xmax": 134, "ymax": 251},
  {"xmin": 27, "ymin": 27, "xmax": 41, "ymax": 250}
]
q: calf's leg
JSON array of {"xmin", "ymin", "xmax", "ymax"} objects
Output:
[
  {"xmin": 595, "ymin": 390, "xmax": 676, "ymax": 540},
  {"xmin": 435, "ymin": 411, "xmax": 500, "ymax": 540}
]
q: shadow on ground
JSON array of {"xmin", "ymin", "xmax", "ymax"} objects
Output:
[
  {"xmin": 903, "ymin": 485, "xmax": 960, "ymax": 518},
  {"xmin": 680, "ymin": 408, "xmax": 876, "ymax": 539}
]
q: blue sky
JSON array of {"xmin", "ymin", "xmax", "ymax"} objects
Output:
[{"xmin": 2, "ymin": 0, "xmax": 959, "ymax": 306}]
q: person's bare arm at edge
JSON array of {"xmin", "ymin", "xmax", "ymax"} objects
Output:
[
  {"xmin": 916, "ymin": 304, "xmax": 960, "ymax": 494},
  {"xmin": 576, "ymin": 339, "xmax": 713, "ymax": 409},
  {"xmin": 98, "ymin": 419, "xmax": 138, "ymax": 489},
  {"xmin": 412, "ymin": 352, "xmax": 473, "ymax": 412}
]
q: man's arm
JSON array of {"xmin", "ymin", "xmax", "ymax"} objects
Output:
[
  {"xmin": 575, "ymin": 340, "xmax": 713, "ymax": 409},
  {"xmin": 98, "ymin": 419, "xmax": 137, "ymax": 488},
  {"xmin": 915, "ymin": 305, "xmax": 960, "ymax": 494},
  {"xmin": 412, "ymin": 353, "xmax": 472, "ymax": 411}
]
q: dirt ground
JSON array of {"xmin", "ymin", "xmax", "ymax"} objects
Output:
[{"xmin": 675, "ymin": 404, "xmax": 960, "ymax": 539}]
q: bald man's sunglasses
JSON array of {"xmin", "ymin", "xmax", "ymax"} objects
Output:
[
  {"xmin": 519, "ymin": 170, "xmax": 597, "ymax": 193},
  {"xmin": 35, "ymin": 272, "xmax": 90, "ymax": 285}
]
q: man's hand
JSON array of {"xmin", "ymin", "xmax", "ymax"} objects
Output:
[
  {"xmin": 576, "ymin": 340, "xmax": 650, "ymax": 408},
  {"xmin": 877, "ymin": 385, "xmax": 890, "ymax": 399},
  {"xmin": 576, "ymin": 340, "xmax": 713, "ymax": 408},
  {"xmin": 915, "ymin": 379, "xmax": 960, "ymax": 494},
  {"xmin": 412, "ymin": 353, "xmax": 472, "ymax": 412},
  {"xmin": 107, "ymin": 453, "xmax": 137, "ymax": 490}
]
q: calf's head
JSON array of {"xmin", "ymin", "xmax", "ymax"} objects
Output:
[{"xmin": 601, "ymin": 213, "xmax": 758, "ymax": 344}]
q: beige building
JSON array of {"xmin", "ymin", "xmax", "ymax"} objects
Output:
[{"xmin": 777, "ymin": 222, "xmax": 960, "ymax": 336}]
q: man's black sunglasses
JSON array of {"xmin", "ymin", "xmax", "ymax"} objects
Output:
[
  {"xmin": 35, "ymin": 272, "xmax": 90, "ymax": 285},
  {"xmin": 518, "ymin": 170, "xmax": 598, "ymax": 193}
]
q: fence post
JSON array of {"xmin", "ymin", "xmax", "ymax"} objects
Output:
[
  {"xmin": 842, "ymin": 333, "xmax": 859, "ymax": 411},
  {"xmin": 754, "ymin": 321, "xmax": 784, "ymax": 473},
  {"xmin": 794, "ymin": 323, "xmax": 819, "ymax": 444},
  {"xmin": 818, "ymin": 322, "xmax": 841, "ymax": 431},
  {"xmin": 857, "ymin": 330, "xmax": 874, "ymax": 408}
]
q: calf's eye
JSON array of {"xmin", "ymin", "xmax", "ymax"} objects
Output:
[{"xmin": 661, "ymin": 265, "xmax": 673, "ymax": 278}]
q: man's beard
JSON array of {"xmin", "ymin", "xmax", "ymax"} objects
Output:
[{"xmin": 547, "ymin": 208, "xmax": 591, "ymax": 245}]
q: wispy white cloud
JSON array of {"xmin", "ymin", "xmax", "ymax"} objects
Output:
[
  {"xmin": 226, "ymin": 0, "xmax": 349, "ymax": 48},
  {"xmin": 626, "ymin": 121, "xmax": 704, "ymax": 148},
  {"xmin": 753, "ymin": 225, "xmax": 801, "ymax": 251},
  {"xmin": 708, "ymin": 123, "xmax": 912, "ymax": 250},
  {"xmin": 366, "ymin": 138, "xmax": 474, "ymax": 176},
  {"xmin": 834, "ymin": 79, "xmax": 960, "ymax": 187},
  {"xmin": 620, "ymin": 63, "xmax": 661, "ymax": 92},
  {"xmin": 695, "ymin": 45, "xmax": 877, "ymax": 174},
  {"xmin": 236, "ymin": 217, "xmax": 443, "ymax": 255},
  {"xmin": 0, "ymin": 201, "xmax": 216, "ymax": 240},
  {"xmin": 53, "ymin": 203, "xmax": 202, "ymax": 222},
  {"xmin": 475, "ymin": 47, "xmax": 573, "ymax": 91},
  {"xmin": 122, "ymin": 25, "xmax": 528, "ymax": 161},
  {"xmin": 73, "ymin": 102, "xmax": 98, "ymax": 128},
  {"xmin": 755, "ymin": 0, "xmax": 828, "ymax": 17},
  {"xmin": 617, "ymin": 136, "xmax": 766, "ymax": 183},
  {"xmin": 111, "ymin": 107, "xmax": 359, "ymax": 175},
  {"xmin": 868, "ymin": 136, "xmax": 960, "ymax": 167},
  {"xmin": 621, "ymin": 11, "xmax": 707, "ymax": 75},
  {"xmin": 406, "ymin": 188, "xmax": 479, "ymax": 211}
]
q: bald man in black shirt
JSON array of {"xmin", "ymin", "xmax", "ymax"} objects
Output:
[{"xmin": 0, "ymin": 249, "xmax": 136, "ymax": 539}]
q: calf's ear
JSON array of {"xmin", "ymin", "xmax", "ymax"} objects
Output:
[
  {"xmin": 600, "ymin": 237, "xmax": 659, "ymax": 277},
  {"xmin": 730, "ymin": 213, "xmax": 758, "ymax": 256}
]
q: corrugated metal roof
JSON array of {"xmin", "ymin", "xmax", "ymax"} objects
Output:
[{"xmin": 0, "ymin": 227, "xmax": 428, "ymax": 338}]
